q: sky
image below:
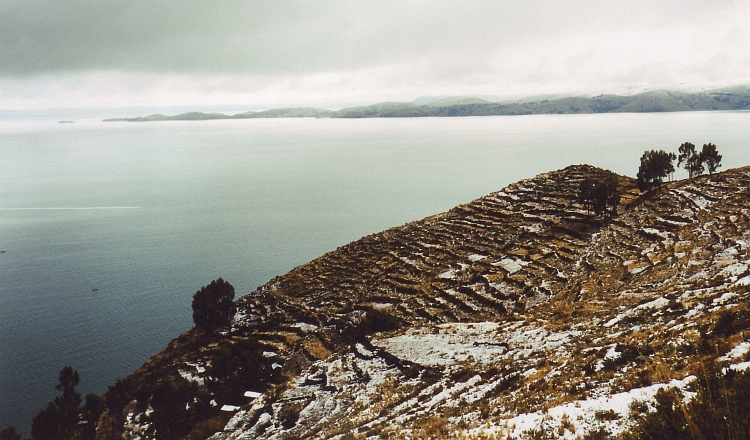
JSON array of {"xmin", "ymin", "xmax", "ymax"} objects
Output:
[{"xmin": 2, "ymin": 0, "xmax": 750, "ymax": 111}]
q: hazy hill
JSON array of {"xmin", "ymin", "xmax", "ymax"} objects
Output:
[
  {"xmin": 423, "ymin": 96, "xmax": 493, "ymax": 107},
  {"xmin": 231, "ymin": 107, "xmax": 335, "ymax": 118},
  {"xmin": 104, "ymin": 112, "xmax": 229, "ymax": 122},
  {"xmin": 87, "ymin": 164, "xmax": 750, "ymax": 439},
  {"xmin": 332, "ymin": 101, "xmax": 422, "ymax": 118},
  {"xmin": 104, "ymin": 86, "xmax": 750, "ymax": 121}
]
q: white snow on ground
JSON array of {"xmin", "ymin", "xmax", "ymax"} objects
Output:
[
  {"xmin": 374, "ymin": 322, "xmax": 579, "ymax": 368},
  {"xmin": 179, "ymin": 370, "xmax": 204, "ymax": 385},
  {"xmin": 715, "ymin": 247, "xmax": 739, "ymax": 267},
  {"xmin": 439, "ymin": 269, "xmax": 456, "ymax": 279},
  {"xmin": 521, "ymin": 223, "xmax": 543, "ymax": 233},
  {"xmin": 355, "ymin": 342, "xmax": 374, "ymax": 357},
  {"xmin": 685, "ymin": 303, "xmax": 706, "ymax": 318},
  {"xmin": 721, "ymin": 262, "xmax": 749, "ymax": 278},
  {"xmin": 642, "ymin": 227, "xmax": 671, "ymax": 240},
  {"xmin": 468, "ymin": 254, "xmax": 487, "ymax": 262},
  {"xmin": 468, "ymin": 376, "xmax": 696, "ymax": 440},
  {"xmin": 371, "ymin": 302, "xmax": 392, "ymax": 309},
  {"xmin": 672, "ymin": 189, "xmax": 713, "ymax": 210},
  {"xmin": 184, "ymin": 361, "xmax": 206, "ymax": 373},
  {"xmin": 713, "ymin": 292, "xmax": 738, "ymax": 305},
  {"xmin": 719, "ymin": 341, "xmax": 750, "ymax": 362},
  {"xmin": 729, "ymin": 361, "xmax": 750, "ymax": 371},
  {"xmin": 494, "ymin": 258, "xmax": 528, "ymax": 274},
  {"xmin": 292, "ymin": 322, "xmax": 318, "ymax": 332},
  {"xmin": 373, "ymin": 322, "xmax": 507, "ymax": 367},
  {"xmin": 604, "ymin": 297, "xmax": 669, "ymax": 327},
  {"xmin": 737, "ymin": 275, "xmax": 750, "ymax": 286},
  {"xmin": 179, "ymin": 362, "xmax": 206, "ymax": 385}
]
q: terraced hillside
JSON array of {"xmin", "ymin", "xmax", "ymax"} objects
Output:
[{"xmin": 103, "ymin": 165, "xmax": 750, "ymax": 440}]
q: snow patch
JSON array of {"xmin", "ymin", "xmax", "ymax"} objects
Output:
[
  {"xmin": 293, "ymin": 322, "xmax": 318, "ymax": 332},
  {"xmin": 494, "ymin": 258, "xmax": 528, "ymax": 274},
  {"xmin": 470, "ymin": 376, "xmax": 696, "ymax": 439},
  {"xmin": 439, "ymin": 269, "xmax": 456, "ymax": 279},
  {"xmin": 719, "ymin": 341, "xmax": 750, "ymax": 362}
]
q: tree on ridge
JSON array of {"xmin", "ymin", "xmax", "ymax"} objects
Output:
[
  {"xmin": 192, "ymin": 278, "xmax": 236, "ymax": 333},
  {"xmin": 677, "ymin": 142, "xmax": 704, "ymax": 178},
  {"xmin": 701, "ymin": 143, "xmax": 722, "ymax": 174},
  {"xmin": 31, "ymin": 366, "xmax": 82, "ymax": 440},
  {"xmin": 578, "ymin": 174, "xmax": 621, "ymax": 217},
  {"xmin": 637, "ymin": 150, "xmax": 676, "ymax": 190}
]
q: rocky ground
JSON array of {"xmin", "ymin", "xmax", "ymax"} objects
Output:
[{"xmin": 109, "ymin": 165, "xmax": 750, "ymax": 439}]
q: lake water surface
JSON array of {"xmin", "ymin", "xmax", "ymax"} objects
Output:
[{"xmin": 2, "ymin": 112, "xmax": 749, "ymax": 433}]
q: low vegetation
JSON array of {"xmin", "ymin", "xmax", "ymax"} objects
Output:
[{"xmin": 623, "ymin": 363, "xmax": 750, "ymax": 440}]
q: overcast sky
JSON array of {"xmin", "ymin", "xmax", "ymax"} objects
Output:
[{"xmin": 2, "ymin": 0, "xmax": 749, "ymax": 110}]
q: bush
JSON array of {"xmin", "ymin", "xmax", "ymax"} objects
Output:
[
  {"xmin": 582, "ymin": 428, "xmax": 612, "ymax": 440},
  {"xmin": 149, "ymin": 376, "xmax": 205, "ymax": 440},
  {"xmin": 624, "ymin": 362, "xmax": 750, "ymax": 439},
  {"xmin": 192, "ymin": 278, "xmax": 235, "ymax": 332},
  {"xmin": 278, "ymin": 403, "xmax": 302, "ymax": 429},
  {"xmin": 712, "ymin": 308, "xmax": 750, "ymax": 337},
  {"xmin": 206, "ymin": 337, "xmax": 273, "ymax": 404}
]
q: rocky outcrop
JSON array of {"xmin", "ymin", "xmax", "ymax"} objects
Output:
[{"xmin": 109, "ymin": 165, "xmax": 750, "ymax": 439}]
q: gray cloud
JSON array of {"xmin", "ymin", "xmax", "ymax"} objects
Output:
[
  {"xmin": 1, "ymin": 1, "xmax": 513, "ymax": 75},
  {"xmin": 2, "ymin": 0, "xmax": 749, "ymax": 108}
]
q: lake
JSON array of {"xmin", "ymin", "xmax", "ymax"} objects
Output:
[{"xmin": 1, "ymin": 111, "xmax": 749, "ymax": 433}]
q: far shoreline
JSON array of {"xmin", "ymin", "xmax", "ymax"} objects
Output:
[{"xmin": 103, "ymin": 88, "xmax": 750, "ymax": 122}]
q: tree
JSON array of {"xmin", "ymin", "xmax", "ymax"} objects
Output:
[
  {"xmin": 80, "ymin": 394, "xmax": 104, "ymax": 440},
  {"xmin": 677, "ymin": 142, "xmax": 704, "ymax": 178},
  {"xmin": 637, "ymin": 150, "xmax": 676, "ymax": 190},
  {"xmin": 103, "ymin": 378, "xmax": 129, "ymax": 430},
  {"xmin": 149, "ymin": 377, "xmax": 199, "ymax": 440},
  {"xmin": 578, "ymin": 175, "xmax": 620, "ymax": 217},
  {"xmin": 0, "ymin": 427, "xmax": 23, "ymax": 440},
  {"xmin": 192, "ymin": 278, "xmax": 235, "ymax": 332},
  {"xmin": 701, "ymin": 143, "xmax": 722, "ymax": 174},
  {"xmin": 31, "ymin": 366, "xmax": 82, "ymax": 440}
]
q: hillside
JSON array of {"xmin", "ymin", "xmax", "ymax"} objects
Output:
[
  {"xmin": 92, "ymin": 165, "xmax": 750, "ymax": 439},
  {"xmin": 103, "ymin": 87, "xmax": 750, "ymax": 121}
]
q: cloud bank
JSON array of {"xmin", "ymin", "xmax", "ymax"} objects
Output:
[{"xmin": 2, "ymin": 0, "xmax": 749, "ymax": 109}]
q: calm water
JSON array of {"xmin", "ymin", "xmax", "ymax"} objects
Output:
[{"xmin": 2, "ymin": 112, "xmax": 749, "ymax": 433}]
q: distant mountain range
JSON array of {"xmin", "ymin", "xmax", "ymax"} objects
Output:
[{"xmin": 104, "ymin": 87, "xmax": 750, "ymax": 121}]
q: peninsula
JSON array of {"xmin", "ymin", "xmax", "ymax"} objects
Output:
[{"xmin": 104, "ymin": 87, "xmax": 750, "ymax": 122}]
